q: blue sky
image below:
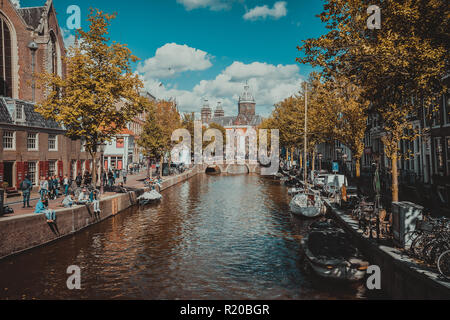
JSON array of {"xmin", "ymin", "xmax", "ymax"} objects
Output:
[{"xmin": 18, "ymin": 0, "xmax": 327, "ymax": 117}]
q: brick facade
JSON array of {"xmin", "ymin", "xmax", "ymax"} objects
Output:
[{"xmin": 0, "ymin": 1, "xmax": 90, "ymax": 190}]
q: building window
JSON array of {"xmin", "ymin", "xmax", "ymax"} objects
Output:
[
  {"xmin": 27, "ymin": 133, "xmax": 38, "ymax": 151},
  {"xmin": 15, "ymin": 105, "xmax": 23, "ymax": 121},
  {"xmin": 445, "ymin": 93, "xmax": 450, "ymax": 124},
  {"xmin": 2, "ymin": 131, "xmax": 14, "ymax": 150},
  {"xmin": 48, "ymin": 134, "xmax": 57, "ymax": 151},
  {"xmin": 435, "ymin": 137, "xmax": 444, "ymax": 174},
  {"xmin": 116, "ymin": 138, "xmax": 124, "ymax": 148},
  {"xmin": 28, "ymin": 162, "xmax": 37, "ymax": 185},
  {"xmin": 0, "ymin": 17, "xmax": 12, "ymax": 98},
  {"xmin": 48, "ymin": 161, "xmax": 56, "ymax": 176},
  {"xmin": 447, "ymin": 137, "xmax": 450, "ymax": 176}
]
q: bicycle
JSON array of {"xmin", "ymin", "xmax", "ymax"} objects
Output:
[{"xmin": 437, "ymin": 250, "xmax": 450, "ymax": 280}]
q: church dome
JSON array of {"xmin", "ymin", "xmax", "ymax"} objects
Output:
[{"xmin": 239, "ymin": 83, "xmax": 255, "ymax": 103}]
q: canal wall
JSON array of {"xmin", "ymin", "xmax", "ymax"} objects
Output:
[
  {"xmin": 0, "ymin": 166, "xmax": 201, "ymax": 260},
  {"xmin": 325, "ymin": 201, "xmax": 450, "ymax": 300}
]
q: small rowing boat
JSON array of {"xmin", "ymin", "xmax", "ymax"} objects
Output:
[
  {"xmin": 137, "ymin": 190, "xmax": 162, "ymax": 206},
  {"xmin": 301, "ymin": 226, "xmax": 369, "ymax": 282}
]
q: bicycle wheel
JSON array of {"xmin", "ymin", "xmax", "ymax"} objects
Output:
[
  {"xmin": 411, "ymin": 234, "xmax": 428, "ymax": 259},
  {"xmin": 437, "ymin": 250, "xmax": 450, "ymax": 279}
]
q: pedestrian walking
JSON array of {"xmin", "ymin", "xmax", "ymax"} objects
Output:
[
  {"xmin": 63, "ymin": 175, "xmax": 70, "ymax": 196},
  {"xmin": 122, "ymin": 169, "xmax": 128, "ymax": 185},
  {"xmin": 20, "ymin": 175, "xmax": 33, "ymax": 208},
  {"xmin": 39, "ymin": 176, "xmax": 48, "ymax": 199},
  {"xmin": 76, "ymin": 173, "xmax": 82, "ymax": 188},
  {"xmin": 53, "ymin": 175, "xmax": 60, "ymax": 198}
]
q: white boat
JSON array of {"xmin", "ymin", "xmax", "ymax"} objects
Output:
[
  {"xmin": 301, "ymin": 228, "xmax": 369, "ymax": 282},
  {"xmin": 137, "ymin": 190, "xmax": 162, "ymax": 205},
  {"xmin": 289, "ymin": 191, "xmax": 326, "ymax": 218}
]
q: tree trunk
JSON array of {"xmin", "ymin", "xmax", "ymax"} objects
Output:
[
  {"xmin": 312, "ymin": 151, "xmax": 316, "ymax": 173},
  {"xmin": 356, "ymin": 158, "xmax": 361, "ymax": 178},
  {"xmin": 92, "ymin": 152, "xmax": 98, "ymax": 188},
  {"xmin": 392, "ymin": 153, "xmax": 399, "ymax": 202}
]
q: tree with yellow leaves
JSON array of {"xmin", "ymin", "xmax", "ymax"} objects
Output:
[
  {"xmin": 297, "ymin": 0, "xmax": 449, "ymax": 202},
  {"xmin": 36, "ymin": 9, "xmax": 148, "ymax": 186},
  {"xmin": 138, "ymin": 99, "xmax": 181, "ymax": 176}
]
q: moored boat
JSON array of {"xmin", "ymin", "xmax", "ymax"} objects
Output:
[
  {"xmin": 289, "ymin": 191, "xmax": 326, "ymax": 218},
  {"xmin": 137, "ymin": 190, "xmax": 162, "ymax": 206},
  {"xmin": 301, "ymin": 227, "xmax": 369, "ymax": 282}
]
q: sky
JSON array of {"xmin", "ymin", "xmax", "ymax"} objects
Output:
[{"xmin": 16, "ymin": 0, "xmax": 328, "ymax": 118}]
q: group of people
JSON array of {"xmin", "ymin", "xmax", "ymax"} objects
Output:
[
  {"xmin": 17, "ymin": 165, "xmax": 138, "ymax": 224},
  {"xmin": 75, "ymin": 171, "xmax": 92, "ymax": 188},
  {"xmin": 100, "ymin": 169, "xmax": 128, "ymax": 189},
  {"xmin": 144, "ymin": 176, "xmax": 163, "ymax": 192}
]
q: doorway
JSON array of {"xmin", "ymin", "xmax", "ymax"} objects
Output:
[{"xmin": 3, "ymin": 162, "xmax": 14, "ymax": 189}]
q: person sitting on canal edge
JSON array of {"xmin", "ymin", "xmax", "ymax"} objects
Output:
[
  {"xmin": 35, "ymin": 194, "xmax": 56, "ymax": 224},
  {"xmin": 62, "ymin": 193, "xmax": 75, "ymax": 208},
  {"xmin": 20, "ymin": 175, "xmax": 33, "ymax": 208},
  {"xmin": 77, "ymin": 188, "xmax": 90, "ymax": 205},
  {"xmin": 91, "ymin": 189, "xmax": 101, "ymax": 217}
]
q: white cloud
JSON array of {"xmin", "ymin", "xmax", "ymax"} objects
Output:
[
  {"xmin": 243, "ymin": 1, "xmax": 287, "ymax": 21},
  {"xmin": 61, "ymin": 28, "xmax": 76, "ymax": 49},
  {"xmin": 138, "ymin": 53, "xmax": 303, "ymax": 118},
  {"xmin": 137, "ymin": 43, "xmax": 213, "ymax": 79},
  {"xmin": 176, "ymin": 0, "xmax": 233, "ymax": 11}
]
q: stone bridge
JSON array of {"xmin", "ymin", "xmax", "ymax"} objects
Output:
[{"xmin": 201, "ymin": 161, "xmax": 262, "ymax": 175}]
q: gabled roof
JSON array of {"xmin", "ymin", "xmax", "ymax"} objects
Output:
[
  {"xmin": 0, "ymin": 98, "xmax": 61, "ymax": 130},
  {"xmin": 16, "ymin": 6, "xmax": 46, "ymax": 30}
]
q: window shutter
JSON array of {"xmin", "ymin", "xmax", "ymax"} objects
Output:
[
  {"xmin": 58, "ymin": 161, "xmax": 64, "ymax": 178},
  {"xmin": 16, "ymin": 162, "xmax": 24, "ymax": 189},
  {"xmin": 0, "ymin": 162, "xmax": 3, "ymax": 183}
]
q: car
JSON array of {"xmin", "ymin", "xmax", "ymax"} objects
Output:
[
  {"xmin": 323, "ymin": 174, "xmax": 348, "ymax": 196},
  {"xmin": 313, "ymin": 174, "xmax": 328, "ymax": 188}
]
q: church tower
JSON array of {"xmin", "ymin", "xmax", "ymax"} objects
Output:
[
  {"xmin": 201, "ymin": 98, "xmax": 212, "ymax": 124},
  {"xmin": 214, "ymin": 101, "xmax": 225, "ymax": 118},
  {"xmin": 238, "ymin": 83, "xmax": 256, "ymax": 117}
]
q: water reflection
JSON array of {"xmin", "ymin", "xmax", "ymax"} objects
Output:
[{"xmin": 0, "ymin": 174, "xmax": 376, "ymax": 300}]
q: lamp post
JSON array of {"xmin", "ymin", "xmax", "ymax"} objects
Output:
[
  {"xmin": 98, "ymin": 142, "xmax": 107, "ymax": 194},
  {"xmin": 27, "ymin": 41, "xmax": 38, "ymax": 102},
  {"xmin": 318, "ymin": 153, "xmax": 323, "ymax": 172},
  {"xmin": 342, "ymin": 153, "xmax": 348, "ymax": 177}
]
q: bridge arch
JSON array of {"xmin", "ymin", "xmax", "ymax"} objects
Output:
[
  {"xmin": 205, "ymin": 165, "xmax": 222, "ymax": 174},
  {"xmin": 226, "ymin": 164, "xmax": 250, "ymax": 175}
]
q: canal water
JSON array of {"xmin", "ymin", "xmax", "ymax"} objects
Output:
[{"xmin": 0, "ymin": 174, "xmax": 375, "ymax": 300}]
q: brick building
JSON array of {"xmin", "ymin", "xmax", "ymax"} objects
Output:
[{"xmin": 0, "ymin": 0, "xmax": 90, "ymax": 192}]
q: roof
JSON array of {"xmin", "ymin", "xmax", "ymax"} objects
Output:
[
  {"xmin": 0, "ymin": 98, "xmax": 61, "ymax": 130},
  {"xmin": 209, "ymin": 115, "xmax": 263, "ymax": 127},
  {"xmin": 17, "ymin": 6, "xmax": 46, "ymax": 30}
]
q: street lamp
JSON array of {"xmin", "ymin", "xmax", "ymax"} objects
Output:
[
  {"xmin": 98, "ymin": 142, "xmax": 107, "ymax": 194},
  {"xmin": 318, "ymin": 153, "xmax": 323, "ymax": 172},
  {"xmin": 28, "ymin": 41, "xmax": 38, "ymax": 102}
]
